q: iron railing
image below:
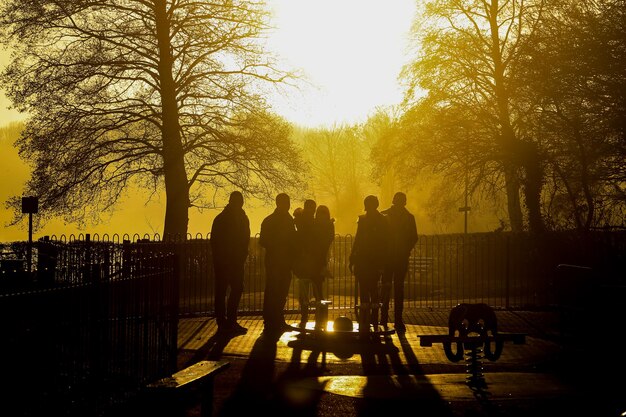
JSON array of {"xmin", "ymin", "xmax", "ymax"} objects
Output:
[
  {"xmin": 3, "ymin": 230, "xmax": 623, "ymax": 313},
  {"xmin": 0, "ymin": 230, "xmax": 623, "ymax": 415},
  {"xmin": 0, "ymin": 238, "xmax": 178, "ymax": 415}
]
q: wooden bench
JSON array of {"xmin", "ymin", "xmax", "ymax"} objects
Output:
[{"xmin": 145, "ymin": 360, "xmax": 230, "ymax": 417}]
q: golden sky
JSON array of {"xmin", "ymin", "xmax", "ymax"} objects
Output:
[
  {"xmin": 0, "ymin": 0, "xmax": 416, "ymax": 241},
  {"xmin": 265, "ymin": 0, "xmax": 415, "ymax": 127}
]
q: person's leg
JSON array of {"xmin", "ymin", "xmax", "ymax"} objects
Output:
[
  {"xmin": 389, "ymin": 260, "xmax": 408, "ymax": 332},
  {"xmin": 298, "ymin": 278, "xmax": 310, "ymax": 325},
  {"xmin": 226, "ymin": 262, "xmax": 245, "ymax": 330},
  {"xmin": 370, "ymin": 271, "xmax": 381, "ymax": 327},
  {"xmin": 357, "ymin": 270, "xmax": 378, "ymax": 331},
  {"xmin": 262, "ymin": 263, "xmax": 277, "ymax": 329},
  {"xmin": 393, "ymin": 260, "xmax": 409, "ymax": 327},
  {"xmin": 356, "ymin": 273, "xmax": 370, "ymax": 334},
  {"xmin": 275, "ymin": 264, "xmax": 293, "ymax": 327},
  {"xmin": 213, "ymin": 263, "xmax": 227, "ymax": 329},
  {"xmin": 380, "ymin": 266, "xmax": 392, "ymax": 327},
  {"xmin": 311, "ymin": 278, "xmax": 327, "ymax": 330},
  {"xmin": 311, "ymin": 278, "xmax": 323, "ymax": 302}
]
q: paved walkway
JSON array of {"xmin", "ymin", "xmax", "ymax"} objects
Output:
[{"xmin": 174, "ymin": 308, "xmax": 625, "ymax": 417}]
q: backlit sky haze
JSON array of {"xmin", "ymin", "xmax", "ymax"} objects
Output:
[
  {"xmin": 265, "ymin": 0, "xmax": 416, "ymax": 127},
  {"xmin": 0, "ymin": 0, "xmax": 417, "ymax": 240}
]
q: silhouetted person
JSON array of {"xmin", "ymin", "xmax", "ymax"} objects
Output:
[
  {"xmin": 381, "ymin": 191, "xmax": 418, "ymax": 332},
  {"xmin": 349, "ymin": 195, "xmax": 389, "ymax": 331},
  {"xmin": 293, "ymin": 199, "xmax": 318, "ymax": 326},
  {"xmin": 312, "ymin": 204, "xmax": 335, "ymax": 285},
  {"xmin": 293, "ymin": 202, "xmax": 336, "ymax": 327},
  {"xmin": 260, "ymin": 193, "xmax": 297, "ymax": 335},
  {"xmin": 210, "ymin": 191, "xmax": 250, "ymax": 334}
]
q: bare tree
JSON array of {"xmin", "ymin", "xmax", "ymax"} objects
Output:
[
  {"xmin": 0, "ymin": 0, "xmax": 304, "ymax": 237},
  {"xmin": 363, "ymin": 109, "xmax": 401, "ymax": 204},
  {"xmin": 294, "ymin": 124, "xmax": 378, "ymax": 233},
  {"xmin": 295, "ymin": 124, "xmax": 375, "ymax": 234},
  {"xmin": 516, "ymin": 0, "xmax": 626, "ymax": 230},
  {"xmin": 399, "ymin": 0, "xmax": 547, "ymax": 232}
]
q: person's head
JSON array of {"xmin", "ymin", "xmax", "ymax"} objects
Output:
[
  {"xmin": 303, "ymin": 199, "xmax": 316, "ymax": 215},
  {"xmin": 363, "ymin": 195, "xmax": 379, "ymax": 212},
  {"xmin": 275, "ymin": 193, "xmax": 290, "ymax": 212},
  {"xmin": 293, "ymin": 207, "xmax": 303, "ymax": 218},
  {"xmin": 392, "ymin": 192, "xmax": 407, "ymax": 207},
  {"xmin": 315, "ymin": 205, "xmax": 331, "ymax": 221},
  {"xmin": 228, "ymin": 191, "xmax": 244, "ymax": 208}
]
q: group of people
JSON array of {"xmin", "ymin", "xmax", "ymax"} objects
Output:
[
  {"xmin": 257, "ymin": 193, "xmax": 336, "ymax": 335},
  {"xmin": 291, "ymin": 199, "xmax": 335, "ymax": 327},
  {"xmin": 349, "ymin": 192, "xmax": 418, "ymax": 332},
  {"xmin": 209, "ymin": 190, "xmax": 417, "ymax": 337}
]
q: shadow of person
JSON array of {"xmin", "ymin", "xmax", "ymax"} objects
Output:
[
  {"xmin": 356, "ymin": 334, "xmax": 455, "ymax": 417},
  {"xmin": 217, "ymin": 332, "xmax": 280, "ymax": 416},
  {"xmin": 182, "ymin": 330, "xmax": 240, "ymax": 367},
  {"xmin": 358, "ymin": 336, "xmax": 399, "ymax": 375},
  {"xmin": 268, "ymin": 344, "xmax": 329, "ymax": 417},
  {"xmin": 285, "ymin": 338, "xmax": 327, "ymax": 377},
  {"xmin": 396, "ymin": 330, "xmax": 423, "ymax": 374}
]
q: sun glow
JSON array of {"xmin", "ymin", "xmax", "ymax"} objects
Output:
[
  {"xmin": 265, "ymin": 0, "xmax": 416, "ymax": 128},
  {"xmin": 0, "ymin": 1, "xmax": 418, "ymax": 240}
]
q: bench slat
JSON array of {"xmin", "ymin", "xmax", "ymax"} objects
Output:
[{"xmin": 147, "ymin": 360, "xmax": 229, "ymax": 390}]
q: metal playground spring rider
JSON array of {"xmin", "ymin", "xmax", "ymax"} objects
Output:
[{"xmin": 419, "ymin": 303, "xmax": 526, "ymax": 387}]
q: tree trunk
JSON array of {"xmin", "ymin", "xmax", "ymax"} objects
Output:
[
  {"xmin": 503, "ymin": 165, "xmax": 524, "ymax": 232},
  {"xmin": 155, "ymin": 0, "xmax": 189, "ymax": 238},
  {"xmin": 488, "ymin": 0, "xmax": 524, "ymax": 233},
  {"xmin": 520, "ymin": 140, "xmax": 545, "ymax": 233}
]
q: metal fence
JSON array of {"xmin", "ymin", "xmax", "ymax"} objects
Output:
[
  {"xmin": 0, "ymin": 229, "xmax": 623, "ymax": 416},
  {"xmin": 237, "ymin": 230, "xmax": 623, "ymax": 313},
  {"xmin": 3, "ymin": 230, "xmax": 623, "ymax": 314},
  {"xmin": 0, "ymin": 230, "xmax": 623, "ymax": 413},
  {"xmin": 0, "ymin": 237, "xmax": 178, "ymax": 416}
]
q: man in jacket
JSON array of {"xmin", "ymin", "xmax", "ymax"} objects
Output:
[
  {"xmin": 381, "ymin": 192, "xmax": 418, "ymax": 332},
  {"xmin": 349, "ymin": 195, "xmax": 389, "ymax": 333},
  {"xmin": 210, "ymin": 191, "xmax": 251, "ymax": 334},
  {"xmin": 259, "ymin": 193, "xmax": 297, "ymax": 336}
]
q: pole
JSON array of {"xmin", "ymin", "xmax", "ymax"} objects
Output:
[
  {"xmin": 464, "ymin": 168, "xmax": 468, "ymax": 234},
  {"xmin": 458, "ymin": 156, "xmax": 470, "ymax": 233},
  {"xmin": 458, "ymin": 130, "xmax": 470, "ymax": 234},
  {"xmin": 27, "ymin": 212, "xmax": 33, "ymax": 274}
]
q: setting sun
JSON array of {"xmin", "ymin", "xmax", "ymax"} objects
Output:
[{"xmin": 265, "ymin": 0, "xmax": 416, "ymax": 127}]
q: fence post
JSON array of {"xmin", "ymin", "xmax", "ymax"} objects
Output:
[
  {"xmin": 37, "ymin": 236, "xmax": 57, "ymax": 286},
  {"xmin": 168, "ymin": 240, "xmax": 181, "ymax": 374},
  {"xmin": 85, "ymin": 234, "xmax": 103, "ymax": 388},
  {"xmin": 505, "ymin": 234, "xmax": 510, "ymax": 309}
]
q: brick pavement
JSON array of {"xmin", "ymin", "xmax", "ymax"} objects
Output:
[{"xmin": 174, "ymin": 308, "xmax": 626, "ymax": 417}]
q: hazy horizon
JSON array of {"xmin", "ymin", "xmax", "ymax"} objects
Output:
[{"xmin": 1, "ymin": 0, "xmax": 423, "ymax": 241}]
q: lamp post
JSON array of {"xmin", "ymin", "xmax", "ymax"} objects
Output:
[
  {"xmin": 458, "ymin": 174, "xmax": 470, "ymax": 234},
  {"xmin": 458, "ymin": 126, "xmax": 470, "ymax": 234}
]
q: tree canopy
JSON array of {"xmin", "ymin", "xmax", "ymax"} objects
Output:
[
  {"xmin": 0, "ymin": 0, "xmax": 304, "ymax": 237},
  {"xmin": 515, "ymin": 0, "xmax": 626, "ymax": 229},
  {"xmin": 379, "ymin": 0, "xmax": 625, "ymax": 232}
]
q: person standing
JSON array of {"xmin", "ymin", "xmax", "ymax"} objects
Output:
[
  {"xmin": 259, "ymin": 193, "xmax": 297, "ymax": 335},
  {"xmin": 210, "ymin": 191, "xmax": 251, "ymax": 334},
  {"xmin": 381, "ymin": 191, "xmax": 418, "ymax": 332},
  {"xmin": 293, "ymin": 199, "xmax": 318, "ymax": 326},
  {"xmin": 349, "ymin": 195, "xmax": 389, "ymax": 332},
  {"xmin": 311, "ymin": 204, "xmax": 335, "ymax": 289}
]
